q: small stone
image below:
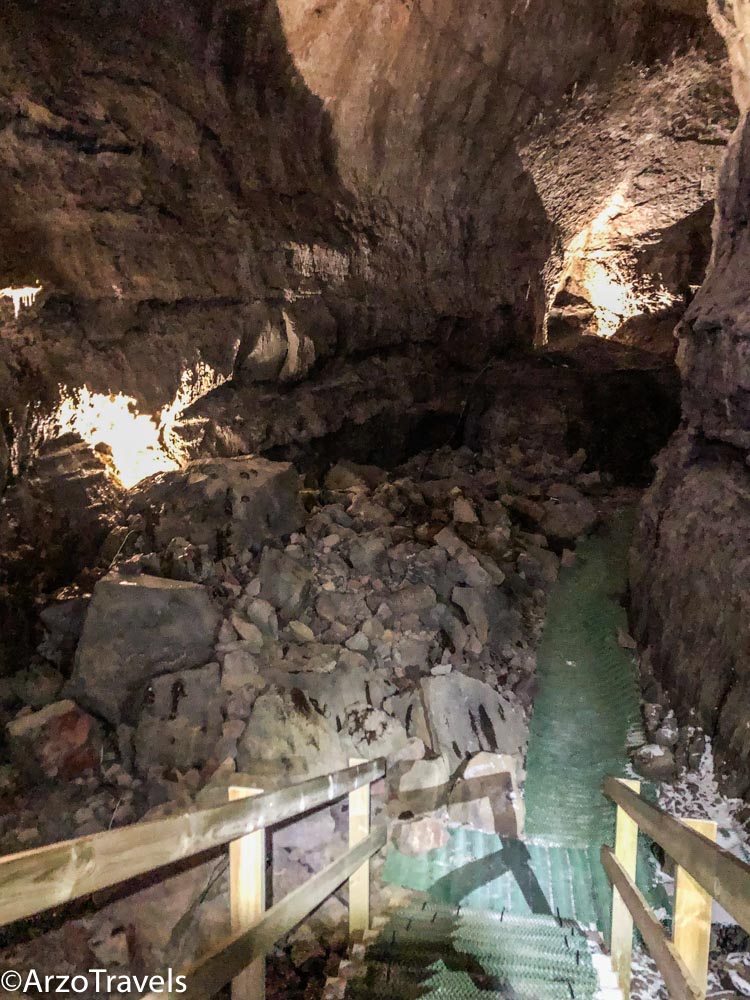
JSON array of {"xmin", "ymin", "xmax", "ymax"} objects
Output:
[
  {"xmin": 453, "ymin": 497, "xmax": 478, "ymax": 524},
  {"xmin": 288, "ymin": 620, "xmax": 316, "ymax": 643},
  {"xmin": 633, "ymin": 743, "xmax": 676, "ymax": 781},
  {"xmin": 230, "ymin": 616, "xmax": 264, "ymax": 651},
  {"xmin": 345, "ymin": 631, "xmax": 369, "ymax": 652},
  {"xmin": 617, "ymin": 628, "xmax": 637, "ymax": 650},
  {"xmin": 245, "ymin": 598, "xmax": 279, "ymax": 638}
]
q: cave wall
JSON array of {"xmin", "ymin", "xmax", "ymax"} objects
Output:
[
  {"xmin": 519, "ymin": 29, "xmax": 735, "ymax": 345},
  {"xmin": 0, "ymin": 0, "xmax": 729, "ymax": 484},
  {"xmin": 631, "ymin": 0, "xmax": 750, "ymax": 795}
]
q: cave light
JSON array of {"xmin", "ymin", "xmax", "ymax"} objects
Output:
[
  {"xmin": 560, "ymin": 184, "xmax": 678, "ymax": 339},
  {"xmin": 0, "ymin": 284, "xmax": 41, "ymax": 318},
  {"xmin": 55, "ymin": 353, "xmax": 238, "ymax": 489},
  {"xmin": 56, "ymin": 388, "xmax": 179, "ymax": 489}
]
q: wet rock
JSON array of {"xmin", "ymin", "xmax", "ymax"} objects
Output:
[
  {"xmin": 6, "ymin": 700, "xmax": 102, "ymax": 780},
  {"xmin": 135, "ymin": 663, "xmax": 223, "ymax": 773},
  {"xmin": 129, "ymin": 457, "xmax": 304, "ymax": 558},
  {"xmin": 71, "ymin": 572, "xmax": 220, "ymax": 724}
]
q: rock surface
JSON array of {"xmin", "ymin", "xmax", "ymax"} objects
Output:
[
  {"xmin": 129, "ymin": 457, "xmax": 304, "ymax": 558},
  {"xmin": 70, "ymin": 572, "xmax": 221, "ymax": 724},
  {"xmin": 632, "ymin": 18, "xmax": 750, "ymax": 795},
  {"xmin": 6, "ymin": 700, "xmax": 102, "ymax": 781}
]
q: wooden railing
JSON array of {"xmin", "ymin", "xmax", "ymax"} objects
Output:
[
  {"xmin": 0, "ymin": 757, "xmax": 386, "ymax": 1000},
  {"xmin": 602, "ymin": 776, "xmax": 750, "ymax": 1000}
]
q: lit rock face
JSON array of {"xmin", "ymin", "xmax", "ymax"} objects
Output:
[
  {"xmin": 0, "ymin": 0, "xmax": 729, "ymax": 479},
  {"xmin": 632, "ymin": 2, "xmax": 750, "ymax": 795},
  {"xmin": 521, "ymin": 43, "xmax": 735, "ymax": 345}
]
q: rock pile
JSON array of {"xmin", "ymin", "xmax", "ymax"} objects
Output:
[{"xmin": 0, "ymin": 442, "xmax": 605, "ymax": 987}]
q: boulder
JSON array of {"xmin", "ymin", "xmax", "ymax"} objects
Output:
[
  {"xmin": 273, "ymin": 808, "xmax": 336, "ymax": 850},
  {"xmin": 447, "ymin": 752, "xmax": 523, "ymax": 836},
  {"xmin": 633, "ymin": 743, "xmax": 677, "ymax": 781},
  {"xmin": 70, "ymin": 572, "xmax": 220, "ymax": 724},
  {"xmin": 129, "ymin": 456, "xmax": 304, "ymax": 557},
  {"xmin": 540, "ymin": 495, "xmax": 597, "ymax": 545},
  {"xmin": 237, "ymin": 688, "xmax": 346, "ymax": 780},
  {"xmin": 421, "ymin": 674, "xmax": 525, "ymax": 768},
  {"xmin": 258, "ymin": 548, "xmax": 313, "ymax": 622},
  {"xmin": 395, "ymin": 754, "xmax": 451, "ymax": 814},
  {"xmin": 134, "ymin": 664, "xmax": 224, "ymax": 773},
  {"xmin": 6, "ymin": 700, "xmax": 102, "ymax": 780},
  {"xmin": 344, "ymin": 704, "xmax": 409, "ymax": 761}
]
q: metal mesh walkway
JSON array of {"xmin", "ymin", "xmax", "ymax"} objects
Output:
[
  {"xmin": 382, "ymin": 829, "xmax": 612, "ymax": 930},
  {"xmin": 361, "ymin": 507, "xmax": 665, "ymax": 996},
  {"xmin": 344, "ymin": 902, "xmax": 602, "ymax": 1000},
  {"xmin": 524, "ymin": 508, "xmax": 644, "ymax": 848}
]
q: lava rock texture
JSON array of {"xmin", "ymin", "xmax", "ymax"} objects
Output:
[{"xmin": 632, "ymin": 0, "xmax": 750, "ymax": 796}]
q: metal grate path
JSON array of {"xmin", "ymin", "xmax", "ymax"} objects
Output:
[
  {"xmin": 524, "ymin": 508, "xmax": 644, "ymax": 848},
  {"xmin": 344, "ymin": 902, "xmax": 602, "ymax": 1000}
]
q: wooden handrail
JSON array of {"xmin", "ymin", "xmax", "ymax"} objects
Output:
[
  {"xmin": 603, "ymin": 775, "xmax": 750, "ymax": 932},
  {"xmin": 602, "ymin": 775, "xmax": 750, "ymax": 1000},
  {"xmin": 152, "ymin": 825, "xmax": 387, "ymax": 1000},
  {"xmin": 0, "ymin": 757, "xmax": 386, "ymax": 928},
  {"xmin": 601, "ymin": 845, "xmax": 702, "ymax": 1000}
]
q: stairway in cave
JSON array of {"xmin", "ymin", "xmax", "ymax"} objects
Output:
[{"xmin": 337, "ymin": 506, "xmax": 662, "ymax": 999}]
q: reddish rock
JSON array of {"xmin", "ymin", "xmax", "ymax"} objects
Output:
[{"xmin": 6, "ymin": 700, "xmax": 102, "ymax": 780}]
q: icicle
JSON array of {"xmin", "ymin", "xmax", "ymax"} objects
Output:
[{"xmin": 0, "ymin": 285, "xmax": 41, "ymax": 318}]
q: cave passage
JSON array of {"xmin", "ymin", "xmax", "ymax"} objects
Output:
[{"xmin": 0, "ymin": 1, "xmax": 749, "ymax": 998}]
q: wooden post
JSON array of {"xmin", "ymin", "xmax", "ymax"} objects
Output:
[
  {"xmin": 674, "ymin": 818, "xmax": 717, "ymax": 1000},
  {"xmin": 348, "ymin": 758, "xmax": 371, "ymax": 938},
  {"xmin": 229, "ymin": 786, "xmax": 265, "ymax": 1000},
  {"xmin": 610, "ymin": 778, "xmax": 641, "ymax": 997}
]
